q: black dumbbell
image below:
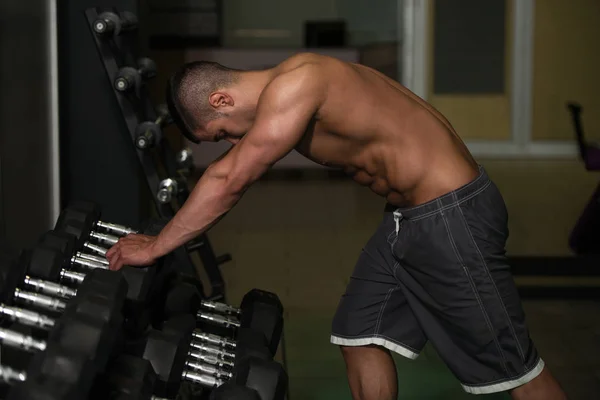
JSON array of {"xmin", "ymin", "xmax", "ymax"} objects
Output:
[
  {"xmin": 162, "ymin": 285, "xmax": 284, "ymax": 356},
  {"xmin": 3, "ymin": 244, "xmax": 80, "ymax": 297},
  {"xmin": 0, "ymin": 252, "xmax": 72, "ymax": 316},
  {"xmin": 114, "ymin": 58, "xmax": 157, "ymax": 93},
  {"xmin": 1, "ymin": 240, "xmax": 78, "ymax": 302},
  {"xmin": 55, "ymin": 201, "xmax": 137, "ymax": 250},
  {"xmin": 92, "ymin": 10, "xmax": 138, "ymax": 37},
  {"xmin": 0, "ymin": 269, "xmax": 126, "ymax": 371},
  {"xmin": 97, "ymin": 354, "xmax": 159, "ymax": 400},
  {"xmin": 135, "ymin": 315, "xmax": 287, "ymax": 400},
  {"xmin": 198, "ymin": 290, "xmax": 284, "ymax": 356},
  {"xmin": 52, "ymin": 214, "xmax": 177, "ymax": 335},
  {"xmin": 24, "ymin": 236, "xmax": 105, "ymax": 296},
  {"xmin": 26, "ymin": 236, "xmax": 157, "ymax": 337},
  {"xmin": 0, "ymin": 266, "xmax": 126, "ymax": 332},
  {"xmin": 135, "ymin": 105, "xmax": 172, "ymax": 150},
  {"xmin": 1, "ymin": 341, "xmax": 100, "ymax": 399}
]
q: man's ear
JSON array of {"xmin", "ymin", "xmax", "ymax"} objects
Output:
[{"xmin": 209, "ymin": 92, "xmax": 234, "ymax": 109}]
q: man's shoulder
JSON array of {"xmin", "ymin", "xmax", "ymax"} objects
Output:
[
  {"xmin": 277, "ymin": 52, "xmax": 335, "ymax": 75},
  {"xmin": 258, "ymin": 56, "xmax": 326, "ymax": 110},
  {"xmin": 268, "ymin": 55, "xmax": 326, "ymax": 89}
]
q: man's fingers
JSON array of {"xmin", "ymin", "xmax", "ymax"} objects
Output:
[
  {"xmin": 108, "ymin": 250, "xmax": 122, "ymax": 271},
  {"xmin": 106, "ymin": 241, "xmax": 121, "ymax": 258}
]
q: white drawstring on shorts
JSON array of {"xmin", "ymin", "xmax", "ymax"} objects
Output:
[{"xmin": 393, "ymin": 210, "xmax": 403, "ymax": 235}]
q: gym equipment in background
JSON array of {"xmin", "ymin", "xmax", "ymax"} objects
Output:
[
  {"xmin": 84, "ymin": 6, "xmax": 230, "ymax": 301},
  {"xmin": 567, "ymin": 102, "xmax": 600, "ymax": 255}
]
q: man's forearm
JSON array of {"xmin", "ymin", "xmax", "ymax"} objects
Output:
[{"xmin": 150, "ymin": 169, "xmax": 241, "ymax": 258}]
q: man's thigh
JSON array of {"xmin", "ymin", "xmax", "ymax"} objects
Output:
[{"xmin": 331, "ymin": 208, "xmax": 427, "ymax": 360}]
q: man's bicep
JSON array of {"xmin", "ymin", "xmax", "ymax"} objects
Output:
[
  {"xmin": 222, "ymin": 67, "xmax": 322, "ymax": 190},
  {"xmin": 228, "ymin": 112, "xmax": 309, "ymax": 184}
]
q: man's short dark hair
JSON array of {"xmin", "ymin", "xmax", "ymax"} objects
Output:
[{"xmin": 166, "ymin": 61, "xmax": 239, "ymax": 144}]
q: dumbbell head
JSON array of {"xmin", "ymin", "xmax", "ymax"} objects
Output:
[
  {"xmin": 54, "ymin": 209, "xmax": 97, "ymax": 248},
  {"xmin": 115, "ymin": 67, "xmax": 140, "ymax": 92},
  {"xmin": 103, "ymin": 355, "xmax": 158, "ymax": 399},
  {"xmin": 119, "ymin": 11, "xmax": 138, "ymax": 32},
  {"xmin": 93, "ymin": 11, "xmax": 121, "ymax": 36},
  {"xmin": 209, "ymin": 381, "xmax": 261, "ymax": 400},
  {"xmin": 93, "ymin": 11, "xmax": 138, "ymax": 37},
  {"xmin": 135, "ymin": 121, "xmax": 162, "ymax": 149},
  {"xmin": 233, "ymin": 357, "xmax": 288, "ymax": 400},
  {"xmin": 49, "ymin": 311, "xmax": 120, "ymax": 373},
  {"xmin": 24, "ymin": 342, "xmax": 97, "ymax": 396},
  {"xmin": 156, "ymin": 103, "xmax": 173, "ymax": 125},
  {"xmin": 47, "ymin": 270, "xmax": 127, "ymax": 371},
  {"xmin": 141, "ymin": 330, "xmax": 190, "ymax": 398},
  {"xmin": 25, "ymin": 245, "xmax": 69, "ymax": 283},
  {"xmin": 163, "ymin": 281, "xmax": 202, "ymax": 320},
  {"xmin": 55, "ymin": 202, "xmax": 99, "ymax": 233},
  {"xmin": 34, "ymin": 231, "xmax": 106, "ymax": 276},
  {"xmin": 70, "ymin": 269, "xmax": 128, "ymax": 324},
  {"xmin": 138, "ymin": 314, "xmax": 196, "ymax": 397},
  {"xmin": 137, "ymin": 57, "xmax": 157, "ymax": 80},
  {"xmin": 7, "ymin": 374, "xmax": 84, "ymax": 400},
  {"xmin": 0, "ymin": 253, "xmax": 24, "ymax": 304},
  {"xmin": 234, "ymin": 328, "xmax": 273, "ymax": 362},
  {"xmin": 240, "ymin": 289, "xmax": 284, "ymax": 356}
]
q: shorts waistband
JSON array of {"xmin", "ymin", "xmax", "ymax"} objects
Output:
[{"xmin": 396, "ymin": 166, "xmax": 490, "ymax": 220}]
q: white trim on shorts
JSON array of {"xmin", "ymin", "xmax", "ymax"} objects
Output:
[
  {"xmin": 461, "ymin": 358, "xmax": 545, "ymax": 395},
  {"xmin": 330, "ymin": 335, "xmax": 420, "ymax": 360}
]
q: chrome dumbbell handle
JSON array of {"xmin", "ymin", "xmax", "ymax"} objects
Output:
[
  {"xmin": 76, "ymin": 252, "xmax": 109, "ymax": 266},
  {"xmin": 23, "ymin": 276, "xmax": 77, "ymax": 299},
  {"xmin": 187, "ymin": 350, "xmax": 235, "ymax": 369},
  {"xmin": 95, "ymin": 220, "xmax": 137, "ymax": 236},
  {"xmin": 184, "ymin": 360, "xmax": 233, "ymax": 380},
  {"xmin": 199, "ymin": 300, "xmax": 241, "ymax": 316},
  {"xmin": 13, "ymin": 288, "xmax": 66, "ymax": 313},
  {"xmin": 189, "ymin": 342, "xmax": 235, "ymax": 360},
  {"xmin": 60, "ymin": 269, "xmax": 86, "ymax": 284},
  {"xmin": 83, "ymin": 241, "xmax": 108, "ymax": 256},
  {"xmin": 197, "ymin": 312, "xmax": 241, "ymax": 329},
  {"xmin": 0, "ymin": 327, "xmax": 46, "ymax": 352},
  {"xmin": 0, "ymin": 304, "xmax": 55, "ymax": 330},
  {"xmin": 192, "ymin": 331, "xmax": 236, "ymax": 349},
  {"xmin": 0, "ymin": 364, "xmax": 27, "ymax": 385},
  {"xmin": 89, "ymin": 231, "xmax": 119, "ymax": 246},
  {"xmin": 181, "ymin": 369, "xmax": 224, "ymax": 388},
  {"xmin": 71, "ymin": 255, "xmax": 108, "ymax": 271}
]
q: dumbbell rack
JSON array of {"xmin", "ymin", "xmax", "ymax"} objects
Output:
[{"xmin": 83, "ymin": 7, "xmax": 229, "ymax": 301}]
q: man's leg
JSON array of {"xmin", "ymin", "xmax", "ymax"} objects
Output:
[
  {"xmin": 340, "ymin": 345, "xmax": 398, "ymax": 400},
  {"xmin": 510, "ymin": 367, "xmax": 567, "ymax": 400},
  {"xmin": 331, "ymin": 206, "xmax": 426, "ymax": 400}
]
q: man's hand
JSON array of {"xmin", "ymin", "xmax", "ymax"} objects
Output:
[{"xmin": 106, "ymin": 234, "xmax": 158, "ymax": 271}]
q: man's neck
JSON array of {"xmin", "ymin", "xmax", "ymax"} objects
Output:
[{"xmin": 238, "ymin": 69, "xmax": 275, "ymax": 99}]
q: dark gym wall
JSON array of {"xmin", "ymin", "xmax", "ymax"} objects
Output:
[
  {"xmin": 58, "ymin": 0, "xmax": 148, "ymax": 228},
  {"xmin": 0, "ymin": 1, "xmax": 59, "ymax": 251}
]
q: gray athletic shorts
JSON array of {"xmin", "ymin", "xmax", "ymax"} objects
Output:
[{"xmin": 331, "ymin": 167, "xmax": 544, "ymax": 395}]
